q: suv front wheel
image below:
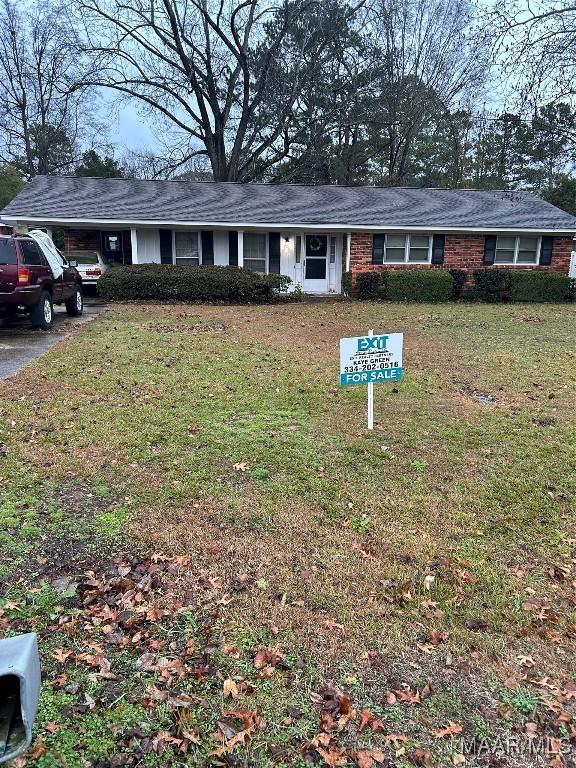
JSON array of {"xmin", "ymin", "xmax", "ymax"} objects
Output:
[
  {"xmin": 31, "ymin": 290, "xmax": 54, "ymax": 330},
  {"xmin": 66, "ymin": 287, "xmax": 83, "ymax": 317}
]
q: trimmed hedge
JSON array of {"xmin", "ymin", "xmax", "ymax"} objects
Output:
[
  {"xmin": 509, "ymin": 271, "xmax": 573, "ymax": 302},
  {"xmin": 473, "ymin": 269, "xmax": 573, "ymax": 303},
  {"xmin": 355, "ymin": 270, "xmax": 453, "ymax": 302},
  {"xmin": 382, "ymin": 270, "xmax": 453, "ymax": 302},
  {"xmin": 473, "ymin": 269, "xmax": 511, "ymax": 302},
  {"xmin": 355, "ymin": 272, "xmax": 381, "ymax": 299},
  {"xmin": 354, "ymin": 267, "xmax": 574, "ymax": 303},
  {"xmin": 98, "ymin": 264, "xmax": 290, "ymax": 303},
  {"xmin": 448, "ymin": 269, "xmax": 467, "ymax": 300}
]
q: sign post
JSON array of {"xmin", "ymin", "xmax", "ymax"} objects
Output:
[
  {"xmin": 367, "ymin": 329, "xmax": 374, "ymax": 430},
  {"xmin": 339, "ymin": 331, "xmax": 404, "ymax": 430}
]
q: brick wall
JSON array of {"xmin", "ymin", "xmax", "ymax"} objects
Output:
[
  {"xmin": 548, "ymin": 237, "xmax": 573, "ymax": 273},
  {"xmin": 444, "ymin": 235, "xmax": 485, "ymax": 270},
  {"xmin": 64, "ymin": 229, "xmax": 102, "ymax": 251},
  {"xmin": 349, "ymin": 233, "xmax": 574, "ymax": 283}
]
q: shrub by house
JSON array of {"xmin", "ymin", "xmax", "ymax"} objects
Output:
[{"xmin": 98, "ymin": 265, "xmax": 290, "ymax": 304}]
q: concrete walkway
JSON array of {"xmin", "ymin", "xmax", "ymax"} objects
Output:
[{"xmin": 0, "ymin": 299, "xmax": 105, "ymax": 379}]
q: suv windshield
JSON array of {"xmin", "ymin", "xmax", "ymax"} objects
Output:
[{"xmin": 0, "ymin": 239, "xmax": 17, "ymax": 265}]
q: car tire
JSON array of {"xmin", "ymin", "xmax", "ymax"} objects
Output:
[
  {"xmin": 31, "ymin": 291, "xmax": 54, "ymax": 330},
  {"xmin": 65, "ymin": 287, "xmax": 83, "ymax": 317}
]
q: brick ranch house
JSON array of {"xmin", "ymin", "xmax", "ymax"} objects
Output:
[{"xmin": 1, "ymin": 176, "xmax": 575, "ymax": 294}]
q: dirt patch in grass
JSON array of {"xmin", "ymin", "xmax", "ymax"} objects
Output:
[
  {"xmin": 36, "ymin": 483, "xmax": 129, "ymax": 577},
  {"xmin": 145, "ymin": 320, "xmax": 226, "ymax": 333}
]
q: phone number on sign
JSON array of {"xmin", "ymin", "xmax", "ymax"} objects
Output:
[{"xmin": 343, "ymin": 361, "xmax": 400, "ymax": 372}]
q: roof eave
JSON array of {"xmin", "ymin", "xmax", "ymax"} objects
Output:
[{"xmin": 1, "ymin": 214, "xmax": 575, "ymax": 236}]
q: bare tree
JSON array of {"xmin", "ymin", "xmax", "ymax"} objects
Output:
[
  {"xmin": 493, "ymin": 2, "xmax": 576, "ymax": 107},
  {"xmin": 367, "ymin": 0, "xmax": 490, "ymax": 182},
  {"xmin": 269, "ymin": 0, "xmax": 490, "ymax": 185},
  {"xmin": 0, "ymin": 0, "xmax": 92, "ymax": 178},
  {"xmin": 76, "ymin": 0, "xmax": 346, "ymax": 181}
]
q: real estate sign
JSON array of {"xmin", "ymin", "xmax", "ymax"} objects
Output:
[{"xmin": 339, "ymin": 333, "xmax": 403, "ymax": 387}]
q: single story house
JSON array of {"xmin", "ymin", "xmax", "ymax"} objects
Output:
[{"xmin": 1, "ymin": 176, "xmax": 575, "ymax": 294}]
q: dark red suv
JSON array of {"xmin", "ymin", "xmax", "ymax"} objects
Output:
[{"xmin": 0, "ymin": 235, "xmax": 83, "ymax": 330}]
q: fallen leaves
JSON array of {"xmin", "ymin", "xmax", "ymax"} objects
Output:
[
  {"xmin": 306, "ymin": 733, "xmax": 348, "ymax": 767},
  {"xmin": 253, "ymin": 646, "xmax": 285, "ymax": 676},
  {"xmin": 355, "ymin": 748, "xmax": 387, "ymax": 768},
  {"xmin": 352, "ymin": 542, "xmax": 379, "ymax": 561},
  {"xmin": 318, "ymin": 688, "xmax": 356, "ymax": 731},
  {"xmin": 417, "ymin": 627, "xmax": 449, "ymax": 653},
  {"xmin": 223, "ymin": 677, "xmax": 239, "ymax": 699},
  {"xmin": 212, "ymin": 709, "xmax": 265, "ymax": 755},
  {"xmin": 394, "ymin": 683, "xmax": 421, "ymax": 705},
  {"xmin": 383, "ymin": 733, "xmax": 408, "ymax": 748},
  {"xmin": 434, "ymin": 721, "xmax": 463, "ymax": 738},
  {"xmin": 8, "ymin": 543, "xmax": 576, "ymax": 768},
  {"xmin": 52, "ymin": 648, "xmax": 72, "ymax": 663},
  {"xmin": 496, "ymin": 702, "xmax": 514, "ymax": 719},
  {"xmin": 411, "ymin": 747, "xmax": 435, "ymax": 767},
  {"xmin": 358, "ymin": 709, "xmax": 386, "ymax": 732},
  {"xmin": 322, "ymin": 619, "xmax": 345, "ymax": 632}
]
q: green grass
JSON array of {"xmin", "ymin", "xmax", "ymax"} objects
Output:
[{"xmin": 1, "ymin": 300, "xmax": 575, "ymax": 766}]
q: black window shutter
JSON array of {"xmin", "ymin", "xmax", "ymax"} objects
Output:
[
  {"xmin": 159, "ymin": 229, "xmax": 172, "ymax": 264},
  {"xmin": 228, "ymin": 231, "xmax": 238, "ymax": 266},
  {"xmin": 484, "ymin": 235, "xmax": 497, "ymax": 265},
  {"xmin": 431, "ymin": 234, "xmax": 445, "ymax": 265},
  {"xmin": 372, "ymin": 234, "xmax": 385, "ymax": 265},
  {"xmin": 268, "ymin": 232, "xmax": 281, "ymax": 274},
  {"xmin": 201, "ymin": 231, "xmax": 214, "ymax": 265},
  {"xmin": 540, "ymin": 236, "xmax": 553, "ymax": 266}
]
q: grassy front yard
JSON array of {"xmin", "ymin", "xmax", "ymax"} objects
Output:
[{"xmin": 1, "ymin": 301, "xmax": 575, "ymax": 767}]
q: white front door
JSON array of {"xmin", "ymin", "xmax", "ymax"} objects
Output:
[{"xmin": 303, "ymin": 234, "xmax": 329, "ymax": 293}]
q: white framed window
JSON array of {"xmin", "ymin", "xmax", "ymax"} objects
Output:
[
  {"xmin": 383, "ymin": 234, "xmax": 432, "ymax": 264},
  {"xmin": 174, "ymin": 231, "xmax": 200, "ymax": 265},
  {"xmin": 329, "ymin": 236, "xmax": 337, "ymax": 264},
  {"xmin": 244, "ymin": 232, "xmax": 267, "ymax": 273},
  {"xmin": 408, "ymin": 234, "xmax": 431, "ymax": 263},
  {"xmin": 495, "ymin": 235, "xmax": 540, "ymax": 265}
]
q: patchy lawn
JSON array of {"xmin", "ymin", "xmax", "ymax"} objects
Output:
[{"xmin": 1, "ymin": 301, "xmax": 575, "ymax": 768}]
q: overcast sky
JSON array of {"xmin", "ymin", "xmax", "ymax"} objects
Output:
[{"xmin": 114, "ymin": 103, "xmax": 158, "ymax": 152}]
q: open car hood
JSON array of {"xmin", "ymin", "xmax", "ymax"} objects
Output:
[{"xmin": 28, "ymin": 230, "xmax": 64, "ymax": 279}]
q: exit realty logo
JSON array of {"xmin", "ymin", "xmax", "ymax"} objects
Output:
[{"xmin": 357, "ymin": 335, "xmax": 389, "ymax": 351}]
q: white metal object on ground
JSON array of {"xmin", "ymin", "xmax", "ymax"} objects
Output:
[{"xmin": 0, "ymin": 633, "xmax": 41, "ymax": 763}]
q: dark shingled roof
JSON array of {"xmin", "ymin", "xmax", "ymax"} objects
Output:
[{"xmin": 2, "ymin": 175, "xmax": 575, "ymax": 231}]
